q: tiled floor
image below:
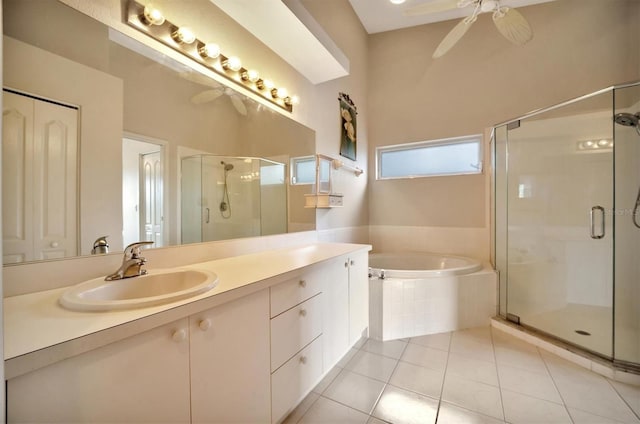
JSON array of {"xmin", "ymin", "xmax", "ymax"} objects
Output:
[{"xmin": 283, "ymin": 326, "xmax": 640, "ymax": 424}]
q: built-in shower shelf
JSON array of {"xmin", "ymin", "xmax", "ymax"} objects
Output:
[{"xmin": 304, "ymin": 193, "xmax": 343, "ymax": 208}]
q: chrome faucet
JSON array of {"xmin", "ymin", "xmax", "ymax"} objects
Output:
[{"xmin": 105, "ymin": 241, "xmax": 154, "ymax": 281}]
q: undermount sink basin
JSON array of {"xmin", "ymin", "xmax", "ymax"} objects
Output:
[{"xmin": 60, "ymin": 268, "xmax": 218, "ymax": 312}]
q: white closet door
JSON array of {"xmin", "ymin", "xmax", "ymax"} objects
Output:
[
  {"xmin": 2, "ymin": 90, "xmax": 78, "ymax": 263},
  {"xmin": 32, "ymin": 99, "xmax": 78, "ymax": 260},
  {"xmin": 2, "ymin": 91, "xmax": 35, "ymax": 263}
]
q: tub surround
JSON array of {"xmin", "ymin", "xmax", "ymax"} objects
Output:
[
  {"xmin": 369, "ymin": 252, "xmax": 497, "ymax": 341},
  {"xmin": 4, "ymin": 242, "xmax": 371, "ymax": 380}
]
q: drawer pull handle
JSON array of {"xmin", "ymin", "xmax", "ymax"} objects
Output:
[
  {"xmin": 299, "ymin": 280, "xmax": 307, "ymax": 288},
  {"xmin": 172, "ymin": 329, "xmax": 187, "ymax": 343},
  {"xmin": 299, "ymin": 309, "xmax": 307, "ymax": 317},
  {"xmin": 299, "ymin": 356, "xmax": 308, "ymax": 365},
  {"xmin": 199, "ymin": 319, "xmax": 212, "ymax": 331}
]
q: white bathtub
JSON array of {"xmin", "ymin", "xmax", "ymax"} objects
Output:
[{"xmin": 368, "ymin": 252, "xmax": 497, "ymax": 341}]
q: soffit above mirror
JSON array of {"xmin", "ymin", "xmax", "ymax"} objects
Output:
[{"xmin": 209, "ymin": 0, "xmax": 350, "ymax": 84}]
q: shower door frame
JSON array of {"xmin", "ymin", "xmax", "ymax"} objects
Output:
[{"xmin": 492, "ymin": 80, "xmax": 640, "ymax": 368}]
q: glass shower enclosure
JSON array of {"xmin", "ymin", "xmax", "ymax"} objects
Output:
[
  {"xmin": 181, "ymin": 155, "xmax": 287, "ymax": 243},
  {"xmin": 493, "ymin": 81, "xmax": 640, "ymax": 369}
]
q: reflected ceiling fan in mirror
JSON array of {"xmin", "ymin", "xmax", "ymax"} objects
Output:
[
  {"xmin": 179, "ymin": 72, "xmax": 248, "ymax": 116},
  {"xmin": 406, "ymin": 0, "xmax": 533, "ymax": 58}
]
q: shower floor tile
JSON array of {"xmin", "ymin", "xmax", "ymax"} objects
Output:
[{"xmin": 284, "ymin": 326, "xmax": 640, "ymax": 424}]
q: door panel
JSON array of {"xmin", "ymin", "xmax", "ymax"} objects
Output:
[{"xmin": 505, "ymin": 92, "xmax": 613, "ymax": 358}]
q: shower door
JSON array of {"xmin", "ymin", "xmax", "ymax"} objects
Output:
[{"xmin": 502, "ymin": 91, "xmax": 614, "ymax": 358}]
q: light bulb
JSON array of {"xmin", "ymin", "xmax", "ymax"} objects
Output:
[
  {"xmin": 198, "ymin": 43, "xmax": 220, "ymax": 59},
  {"xmin": 247, "ymin": 69, "xmax": 260, "ymax": 82},
  {"xmin": 598, "ymin": 139, "xmax": 609, "ymax": 147},
  {"xmin": 172, "ymin": 27, "xmax": 196, "ymax": 44},
  {"xmin": 389, "ymin": 0, "xmax": 406, "ymax": 4},
  {"xmin": 263, "ymin": 79, "xmax": 275, "ymax": 90},
  {"xmin": 276, "ymin": 88, "xmax": 288, "ymax": 99},
  {"xmin": 584, "ymin": 140, "xmax": 594, "ymax": 147},
  {"xmin": 142, "ymin": 5, "xmax": 165, "ymax": 26},
  {"xmin": 223, "ymin": 56, "xmax": 242, "ymax": 71},
  {"xmin": 241, "ymin": 69, "xmax": 259, "ymax": 82},
  {"xmin": 291, "ymin": 95, "xmax": 300, "ymax": 105}
]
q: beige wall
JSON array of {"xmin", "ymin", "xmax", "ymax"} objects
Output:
[
  {"xmin": 301, "ymin": 0, "xmax": 370, "ymax": 231},
  {"xmin": 367, "ymin": 0, "xmax": 640, "ymax": 258}
]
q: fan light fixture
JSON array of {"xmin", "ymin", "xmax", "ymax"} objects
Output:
[
  {"xmin": 126, "ymin": 0, "xmax": 297, "ymax": 112},
  {"xmin": 405, "ymin": 0, "xmax": 534, "ymax": 58}
]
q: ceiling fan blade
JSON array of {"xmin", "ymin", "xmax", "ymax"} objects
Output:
[
  {"xmin": 190, "ymin": 89, "xmax": 224, "ymax": 104},
  {"xmin": 404, "ymin": 0, "xmax": 462, "ymax": 17},
  {"xmin": 432, "ymin": 18, "xmax": 474, "ymax": 58},
  {"xmin": 493, "ymin": 7, "xmax": 533, "ymax": 45},
  {"xmin": 230, "ymin": 96, "xmax": 247, "ymax": 116},
  {"xmin": 179, "ymin": 71, "xmax": 222, "ymax": 89}
]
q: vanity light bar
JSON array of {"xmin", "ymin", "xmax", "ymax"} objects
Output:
[{"xmin": 126, "ymin": 1, "xmax": 296, "ymax": 112}]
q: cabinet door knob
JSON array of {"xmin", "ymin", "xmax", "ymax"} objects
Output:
[
  {"xmin": 299, "ymin": 280, "xmax": 307, "ymax": 288},
  {"xmin": 299, "ymin": 356, "xmax": 307, "ymax": 364},
  {"xmin": 344, "ymin": 261, "xmax": 349, "ymax": 268},
  {"xmin": 350, "ymin": 260, "xmax": 355, "ymax": 266},
  {"xmin": 198, "ymin": 319, "xmax": 212, "ymax": 331},
  {"xmin": 299, "ymin": 309, "xmax": 307, "ymax": 317},
  {"xmin": 172, "ymin": 329, "xmax": 187, "ymax": 342},
  {"xmin": 50, "ymin": 241, "xmax": 59, "ymax": 248}
]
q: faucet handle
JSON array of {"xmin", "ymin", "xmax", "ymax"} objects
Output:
[{"xmin": 124, "ymin": 241, "xmax": 154, "ymax": 259}]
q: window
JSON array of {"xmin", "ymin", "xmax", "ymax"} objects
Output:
[
  {"xmin": 376, "ymin": 135, "xmax": 482, "ymax": 180},
  {"xmin": 290, "ymin": 155, "xmax": 331, "ymax": 187}
]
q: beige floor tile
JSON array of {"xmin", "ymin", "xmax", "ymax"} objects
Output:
[
  {"xmin": 282, "ymin": 392, "xmax": 320, "ymax": 424},
  {"xmin": 389, "ymin": 361, "xmax": 445, "ymax": 399},
  {"xmin": 501, "ymin": 389, "xmax": 572, "ymax": 424},
  {"xmin": 442, "ymin": 374, "xmax": 504, "ymax": 420},
  {"xmin": 344, "ymin": 350, "xmax": 399, "ymax": 382},
  {"xmin": 409, "ymin": 332, "xmax": 451, "ymax": 352},
  {"xmin": 437, "ymin": 401, "xmax": 506, "ymax": 424},
  {"xmin": 568, "ymin": 407, "xmax": 632, "ymax": 424},
  {"xmin": 362, "ymin": 338, "xmax": 408, "ymax": 360},
  {"xmin": 401, "ymin": 343, "xmax": 449, "ymax": 371},
  {"xmin": 372, "ymin": 385, "xmax": 438, "ymax": 424},
  {"xmin": 312, "ymin": 366, "xmax": 342, "ymax": 395},
  {"xmin": 497, "ymin": 363, "xmax": 563, "ymax": 403},
  {"xmin": 446, "ymin": 352, "xmax": 499, "ymax": 386},
  {"xmin": 494, "ymin": 344, "xmax": 547, "ymax": 374},
  {"xmin": 298, "ymin": 396, "xmax": 369, "ymax": 424},
  {"xmin": 609, "ymin": 379, "xmax": 640, "ymax": 417},
  {"xmin": 323, "ymin": 369, "xmax": 386, "ymax": 415}
]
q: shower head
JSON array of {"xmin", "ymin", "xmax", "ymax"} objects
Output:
[
  {"xmin": 221, "ymin": 161, "xmax": 234, "ymax": 171},
  {"xmin": 614, "ymin": 112, "xmax": 640, "ymax": 127}
]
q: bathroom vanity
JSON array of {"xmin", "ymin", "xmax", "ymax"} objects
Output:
[{"xmin": 4, "ymin": 243, "xmax": 370, "ymax": 423}]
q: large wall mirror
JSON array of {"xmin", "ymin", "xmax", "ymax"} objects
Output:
[{"xmin": 2, "ymin": 0, "xmax": 316, "ymax": 265}]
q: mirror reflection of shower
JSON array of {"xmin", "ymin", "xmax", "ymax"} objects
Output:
[
  {"xmin": 614, "ymin": 112, "xmax": 640, "ymax": 228},
  {"xmin": 220, "ymin": 161, "xmax": 234, "ymax": 219},
  {"xmin": 180, "ymin": 155, "xmax": 287, "ymax": 244}
]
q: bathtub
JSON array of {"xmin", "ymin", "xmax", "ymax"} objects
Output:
[{"xmin": 368, "ymin": 252, "xmax": 497, "ymax": 341}]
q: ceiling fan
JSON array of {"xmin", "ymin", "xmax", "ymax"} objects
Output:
[
  {"xmin": 179, "ymin": 71, "xmax": 248, "ymax": 116},
  {"xmin": 405, "ymin": 0, "xmax": 533, "ymax": 58}
]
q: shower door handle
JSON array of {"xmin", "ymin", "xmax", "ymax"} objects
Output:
[
  {"xmin": 205, "ymin": 208, "xmax": 210, "ymax": 224},
  {"xmin": 590, "ymin": 206, "xmax": 605, "ymax": 239}
]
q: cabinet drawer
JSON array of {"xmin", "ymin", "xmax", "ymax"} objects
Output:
[
  {"xmin": 271, "ymin": 294, "xmax": 322, "ymax": 372},
  {"xmin": 271, "ymin": 336, "xmax": 323, "ymax": 423},
  {"xmin": 270, "ymin": 266, "xmax": 324, "ymax": 318}
]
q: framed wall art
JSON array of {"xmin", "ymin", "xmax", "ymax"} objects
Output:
[{"xmin": 339, "ymin": 92, "xmax": 357, "ymax": 161}]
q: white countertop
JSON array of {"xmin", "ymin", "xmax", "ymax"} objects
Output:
[{"xmin": 4, "ymin": 243, "xmax": 371, "ymax": 378}]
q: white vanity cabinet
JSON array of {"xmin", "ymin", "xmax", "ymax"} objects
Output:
[
  {"xmin": 189, "ymin": 289, "xmax": 271, "ymax": 424},
  {"xmin": 270, "ymin": 268, "xmax": 325, "ymax": 423},
  {"xmin": 348, "ymin": 251, "xmax": 369, "ymax": 345},
  {"xmin": 7, "ymin": 319, "xmax": 191, "ymax": 423}
]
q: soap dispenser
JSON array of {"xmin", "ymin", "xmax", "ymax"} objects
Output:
[{"xmin": 91, "ymin": 236, "xmax": 109, "ymax": 255}]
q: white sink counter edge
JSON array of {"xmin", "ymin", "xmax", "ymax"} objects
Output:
[{"xmin": 5, "ymin": 242, "xmax": 371, "ymax": 379}]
